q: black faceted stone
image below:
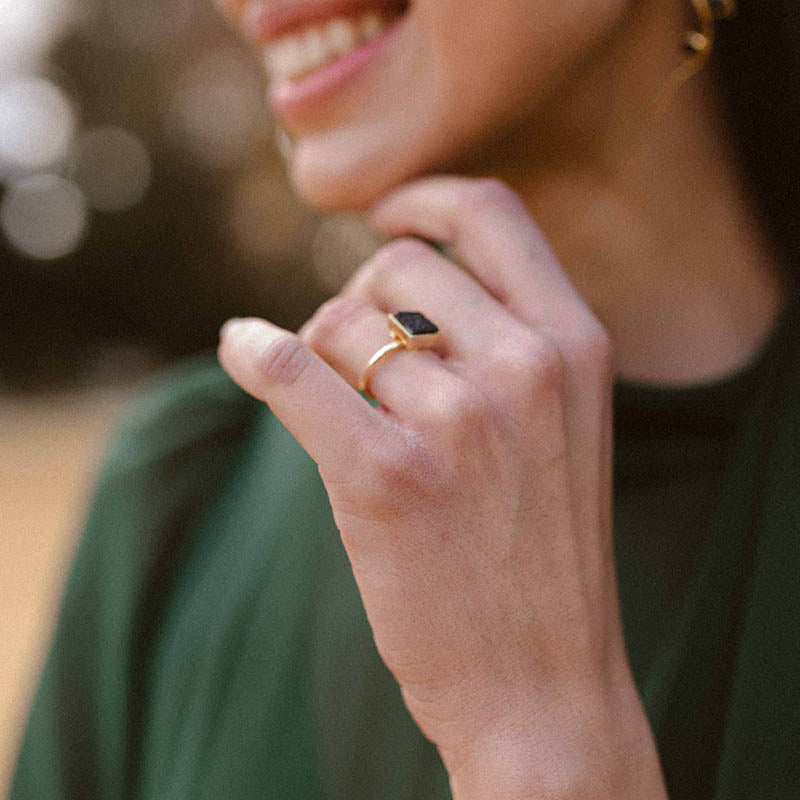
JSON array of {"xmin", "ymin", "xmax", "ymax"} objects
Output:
[{"xmin": 393, "ymin": 311, "xmax": 438, "ymax": 336}]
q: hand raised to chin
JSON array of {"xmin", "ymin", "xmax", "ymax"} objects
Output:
[{"xmin": 218, "ymin": 176, "xmax": 667, "ymax": 800}]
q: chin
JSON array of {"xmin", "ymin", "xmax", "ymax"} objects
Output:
[
  {"xmin": 289, "ymin": 161, "xmax": 378, "ymax": 213},
  {"xmin": 287, "ymin": 132, "xmax": 429, "ymax": 213}
]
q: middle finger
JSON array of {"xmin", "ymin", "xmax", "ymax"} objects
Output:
[{"xmin": 342, "ymin": 237, "xmax": 529, "ymax": 364}]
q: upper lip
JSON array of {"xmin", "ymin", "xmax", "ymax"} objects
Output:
[{"xmin": 243, "ymin": 0, "xmax": 408, "ymax": 43}]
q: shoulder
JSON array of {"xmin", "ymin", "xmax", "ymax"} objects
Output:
[{"xmin": 103, "ymin": 350, "xmax": 262, "ymax": 478}]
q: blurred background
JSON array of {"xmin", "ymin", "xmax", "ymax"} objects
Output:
[{"xmin": 0, "ymin": 0, "xmax": 378, "ymax": 791}]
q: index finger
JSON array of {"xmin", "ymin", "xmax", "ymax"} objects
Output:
[{"xmin": 370, "ymin": 176, "xmax": 590, "ymax": 330}]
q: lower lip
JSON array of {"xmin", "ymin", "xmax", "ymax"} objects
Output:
[{"xmin": 268, "ymin": 18, "xmax": 405, "ymax": 124}]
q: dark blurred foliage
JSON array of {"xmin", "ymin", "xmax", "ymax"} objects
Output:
[{"xmin": 0, "ymin": 0, "xmax": 332, "ymax": 390}]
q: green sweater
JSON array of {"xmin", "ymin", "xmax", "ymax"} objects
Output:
[{"xmin": 12, "ymin": 301, "xmax": 800, "ymax": 799}]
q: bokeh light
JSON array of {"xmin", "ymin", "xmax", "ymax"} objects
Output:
[
  {"xmin": 0, "ymin": 0, "xmax": 77, "ymax": 72},
  {"xmin": 164, "ymin": 48, "xmax": 266, "ymax": 170},
  {"xmin": 1, "ymin": 0, "xmax": 338, "ymax": 387},
  {"xmin": 0, "ymin": 76, "xmax": 77, "ymax": 177},
  {"xmin": 104, "ymin": 0, "xmax": 193, "ymax": 51},
  {"xmin": 71, "ymin": 126, "xmax": 152, "ymax": 212},
  {"xmin": 1, "ymin": 173, "xmax": 88, "ymax": 260}
]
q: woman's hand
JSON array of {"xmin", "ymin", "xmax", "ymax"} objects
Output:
[{"xmin": 218, "ymin": 176, "xmax": 666, "ymax": 799}]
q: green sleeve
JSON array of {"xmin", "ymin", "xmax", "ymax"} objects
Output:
[{"xmin": 11, "ymin": 354, "xmax": 259, "ymax": 800}]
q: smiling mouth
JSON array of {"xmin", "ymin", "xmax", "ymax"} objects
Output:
[{"xmin": 256, "ymin": 1, "xmax": 409, "ymax": 84}]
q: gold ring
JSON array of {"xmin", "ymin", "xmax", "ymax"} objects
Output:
[{"xmin": 358, "ymin": 312, "xmax": 440, "ymax": 397}]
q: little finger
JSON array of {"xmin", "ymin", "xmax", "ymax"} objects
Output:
[{"xmin": 218, "ymin": 317, "xmax": 385, "ymax": 481}]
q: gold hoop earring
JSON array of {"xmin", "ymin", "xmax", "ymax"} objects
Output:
[
  {"xmin": 648, "ymin": 0, "xmax": 737, "ymax": 122},
  {"xmin": 683, "ymin": 0, "xmax": 737, "ymax": 58}
]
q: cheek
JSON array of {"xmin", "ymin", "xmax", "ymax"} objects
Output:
[
  {"xmin": 287, "ymin": 0, "xmax": 632, "ymax": 211},
  {"xmin": 437, "ymin": 1, "xmax": 628, "ymax": 105},
  {"xmin": 427, "ymin": 0, "xmax": 633, "ymax": 145}
]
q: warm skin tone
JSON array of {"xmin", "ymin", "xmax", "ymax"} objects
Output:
[{"xmin": 216, "ymin": 0, "xmax": 784, "ymax": 797}]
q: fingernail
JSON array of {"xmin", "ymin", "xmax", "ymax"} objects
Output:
[{"xmin": 220, "ymin": 317, "xmax": 245, "ymax": 339}]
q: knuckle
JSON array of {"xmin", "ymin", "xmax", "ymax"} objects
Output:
[
  {"xmin": 355, "ymin": 237, "xmax": 432, "ymax": 293},
  {"xmin": 446, "ymin": 383, "xmax": 488, "ymax": 428},
  {"xmin": 571, "ymin": 321, "xmax": 615, "ymax": 382},
  {"xmin": 257, "ymin": 335, "xmax": 312, "ymax": 388},
  {"xmin": 303, "ymin": 295, "xmax": 364, "ymax": 349},
  {"xmin": 359, "ymin": 433, "xmax": 438, "ymax": 514},
  {"xmin": 369, "ymin": 439, "xmax": 411, "ymax": 488},
  {"xmin": 457, "ymin": 177, "xmax": 523, "ymax": 214},
  {"xmin": 496, "ymin": 331, "xmax": 566, "ymax": 395},
  {"xmin": 426, "ymin": 382, "xmax": 494, "ymax": 450}
]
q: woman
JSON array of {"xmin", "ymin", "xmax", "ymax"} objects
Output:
[{"xmin": 13, "ymin": 0, "xmax": 800, "ymax": 798}]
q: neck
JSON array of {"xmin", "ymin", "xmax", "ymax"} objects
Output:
[{"xmin": 483, "ymin": 1, "xmax": 786, "ymax": 385}]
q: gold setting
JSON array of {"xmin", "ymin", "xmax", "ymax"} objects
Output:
[{"xmin": 358, "ymin": 312, "xmax": 441, "ymax": 397}]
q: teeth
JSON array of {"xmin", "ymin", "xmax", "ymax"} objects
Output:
[
  {"xmin": 301, "ymin": 26, "xmax": 328, "ymax": 72},
  {"xmin": 360, "ymin": 11, "xmax": 384, "ymax": 41},
  {"xmin": 267, "ymin": 37, "xmax": 305, "ymax": 78},
  {"xmin": 264, "ymin": 11, "xmax": 392, "ymax": 82},
  {"xmin": 327, "ymin": 18, "xmax": 358, "ymax": 55}
]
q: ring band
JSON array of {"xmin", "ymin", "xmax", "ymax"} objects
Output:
[
  {"xmin": 358, "ymin": 312, "xmax": 440, "ymax": 397},
  {"xmin": 358, "ymin": 340, "xmax": 404, "ymax": 395}
]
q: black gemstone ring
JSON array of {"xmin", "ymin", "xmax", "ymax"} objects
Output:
[{"xmin": 358, "ymin": 312, "xmax": 440, "ymax": 396}]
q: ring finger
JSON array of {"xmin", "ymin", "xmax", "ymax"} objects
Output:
[{"xmin": 299, "ymin": 295, "xmax": 465, "ymax": 420}]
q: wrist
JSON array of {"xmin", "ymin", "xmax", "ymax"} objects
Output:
[{"xmin": 444, "ymin": 687, "xmax": 667, "ymax": 800}]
